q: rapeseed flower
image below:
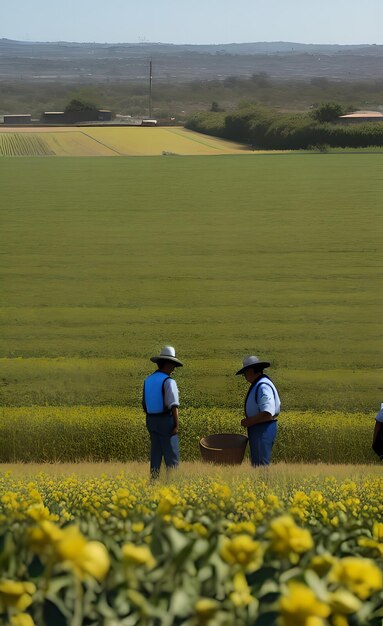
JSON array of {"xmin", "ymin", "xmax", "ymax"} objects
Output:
[
  {"xmin": 10, "ymin": 614, "xmax": 35, "ymax": 626},
  {"xmin": 266, "ymin": 515, "xmax": 313, "ymax": 561},
  {"xmin": 0, "ymin": 580, "xmax": 36, "ymax": 612},
  {"xmin": 279, "ymin": 582, "xmax": 330, "ymax": 626},
  {"xmin": 157, "ymin": 486, "xmax": 182, "ymax": 516},
  {"xmin": 230, "ymin": 571, "xmax": 256, "ymax": 608},
  {"xmin": 122, "ymin": 543, "xmax": 156, "ymax": 569},
  {"xmin": 373, "ymin": 522, "xmax": 383, "ymax": 542},
  {"xmin": 28, "ymin": 522, "xmax": 110, "ymax": 581},
  {"xmin": 195, "ymin": 598, "xmax": 219, "ymax": 623},
  {"xmin": 55, "ymin": 525, "xmax": 110, "ymax": 581},
  {"xmin": 220, "ymin": 534, "xmax": 263, "ymax": 572},
  {"xmin": 27, "ymin": 520, "xmax": 63, "ymax": 553},
  {"xmin": 329, "ymin": 557, "xmax": 382, "ymax": 599},
  {"xmin": 308, "ymin": 553, "xmax": 337, "ymax": 576}
]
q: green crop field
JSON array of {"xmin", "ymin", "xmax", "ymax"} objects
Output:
[{"xmin": 0, "ymin": 153, "xmax": 382, "ymax": 461}]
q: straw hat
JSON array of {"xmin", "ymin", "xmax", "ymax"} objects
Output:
[
  {"xmin": 150, "ymin": 346, "xmax": 183, "ymax": 367},
  {"xmin": 235, "ymin": 355, "xmax": 270, "ymax": 376}
]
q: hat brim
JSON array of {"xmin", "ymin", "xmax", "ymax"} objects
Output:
[
  {"xmin": 235, "ymin": 362, "xmax": 270, "ymax": 376},
  {"xmin": 151, "ymin": 356, "xmax": 183, "ymax": 367}
]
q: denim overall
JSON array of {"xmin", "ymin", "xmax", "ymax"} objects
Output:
[{"xmin": 143, "ymin": 371, "xmax": 179, "ymax": 476}]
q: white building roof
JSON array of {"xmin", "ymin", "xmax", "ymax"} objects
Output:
[{"xmin": 340, "ymin": 110, "xmax": 383, "ymax": 119}]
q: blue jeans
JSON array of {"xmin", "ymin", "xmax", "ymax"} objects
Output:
[
  {"xmin": 247, "ymin": 420, "xmax": 277, "ymax": 466},
  {"xmin": 146, "ymin": 413, "xmax": 179, "ymax": 477}
]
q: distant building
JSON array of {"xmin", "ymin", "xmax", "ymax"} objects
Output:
[
  {"xmin": 42, "ymin": 109, "xmax": 112, "ymax": 124},
  {"xmin": 98, "ymin": 110, "xmax": 112, "ymax": 122},
  {"xmin": 141, "ymin": 119, "xmax": 158, "ymax": 127},
  {"xmin": 4, "ymin": 114, "xmax": 31, "ymax": 125},
  {"xmin": 339, "ymin": 110, "xmax": 383, "ymax": 123},
  {"xmin": 42, "ymin": 112, "xmax": 66, "ymax": 123}
]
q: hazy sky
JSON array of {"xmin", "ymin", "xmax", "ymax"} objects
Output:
[{"xmin": 2, "ymin": 0, "xmax": 383, "ymax": 45}]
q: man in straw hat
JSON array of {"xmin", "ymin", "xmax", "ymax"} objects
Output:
[
  {"xmin": 236, "ymin": 355, "xmax": 281, "ymax": 466},
  {"xmin": 143, "ymin": 346, "xmax": 183, "ymax": 478}
]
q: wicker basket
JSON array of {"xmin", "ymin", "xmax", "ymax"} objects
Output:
[{"xmin": 199, "ymin": 433, "xmax": 248, "ymax": 465}]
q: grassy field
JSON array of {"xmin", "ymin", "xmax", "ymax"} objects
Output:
[
  {"xmin": 1, "ymin": 153, "xmax": 382, "ymax": 416},
  {"xmin": 0, "ymin": 126, "xmax": 247, "ymax": 156}
]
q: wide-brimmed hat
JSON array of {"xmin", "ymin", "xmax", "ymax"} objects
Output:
[
  {"xmin": 150, "ymin": 346, "xmax": 183, "ymax": 367},
  {"xmin": 235, "ymin": 355, "xmax": 270, "ymax": 376}
]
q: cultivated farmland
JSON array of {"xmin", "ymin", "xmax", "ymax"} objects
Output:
[
  {"xmin": 0, "ymin": 143, "xmax": 383, "ymax": 625},
  {"xmin": 0, "ymin": 126, "xmax": 246, "ymax": 156},
  {"xmin": 0, "ymin": 132, "xmax": 54, "ymax": 156},
  {"xmin": 0, "ymin": 153, "xmax": 382, "ymax": 463}
]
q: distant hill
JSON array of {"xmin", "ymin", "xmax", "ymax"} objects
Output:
[{"xmin": 1, "ymin": 39, "xmax": 383, "ymax": 83}]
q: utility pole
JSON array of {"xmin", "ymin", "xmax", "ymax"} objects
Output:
[{"xmin": 149, "ymin": 58, "xmax": 153, "ymax": 118}]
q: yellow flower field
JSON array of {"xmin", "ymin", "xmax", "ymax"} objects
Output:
[{"xmin": 1, "ymin": 464, "xmax": 382, "ymax": 625}]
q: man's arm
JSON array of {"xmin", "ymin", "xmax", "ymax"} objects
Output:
[
  {"xmin": 171, "ymin": 406, "xmax": 179, "ymax": 435},
  {"xmin": 241, "ymin": 411, "xmax": 274, "ymax": 428},
  {"xmin": 164, "ymin": 379, "xmax": 180, "ymax": 434}
]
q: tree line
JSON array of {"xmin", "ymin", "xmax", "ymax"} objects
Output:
[{"xmin": 185, "ymin": 103, "xmax": 383, "ymax": 150}]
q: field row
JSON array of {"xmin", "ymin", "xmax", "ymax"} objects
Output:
[
  {"xmin": 0, "ymin": 406, "xmax": 378, "ymax": 464},
  {"xmin": 0, "ymin": 133, "xmax": 54, "ymax": 156},
  {"xmin": 0, "ymin": 355, "xmax": 381, "ymax": 412},
  {"xmin": 0, "ymin": 127, "xmax": 246, "ymax": 156},
  {"xmin": 1, "ymin": 466, "xmax": 382, "ymax": 625},
  {"xmin": 1, "ymin": 155, "xmax": 382, "ymax": 413}
]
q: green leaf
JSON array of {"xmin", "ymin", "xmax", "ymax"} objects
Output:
[
  {"xmin": 304, "ymin": 570, "xmax": 328, "ymax": 601},
  {"xmin": 253, "ymin": 610, "xmax": 279, "ymax": 626},
  {"xmin": 169, "ymin": 588, "xmax": 194, "ymax": 618}
]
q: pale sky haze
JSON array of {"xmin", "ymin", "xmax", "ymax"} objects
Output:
[{"xmin": 2, "ymin": 0, "xmax": 382, "ymax": 45}]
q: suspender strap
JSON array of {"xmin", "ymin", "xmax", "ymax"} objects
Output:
[{"xmin": 161, "ymin": 376, "xmax": 170, "ymax": 411}]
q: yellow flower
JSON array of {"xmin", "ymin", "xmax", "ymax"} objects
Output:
[
  {"xmin": 27, "ymin": 520, "xmax": 63, "ymax": 552},
  {"xmin": 373, "ymin": 522, "xmax": 383, "ymax": 542},
  {"xmin": 0, "ymin": 581, "xmax": 36, "ymax": 612},
  {"xmin": 329, "ymin": 557, "xmax": 382, "ymax": 599},
  {"xmin": 54, "ymin": 525, "xmax": 87, "ymax": 561},
  {"xmin": 192, "ymin": 522, "xmax": 208, "ymax": 537},
  {"xmin": 26, "ymin": 504, "xmax": 58, "ymax": 523},
  {"xmin": 230, "ymin": 571, "xmax": 257, "ymax": 608},
  {"xmin": 210, "ymin": 482, "xmax": 231, "ymax": 500},
  {"xmin": 227, "ymin": 521, "xmax": 256, "ymax": 536},
  {"xmin": 132, "ymin": 522, "xmax": 144, "ymax": 533},
  {"xmin": 10, "ymin": 614, "xmax": 35, "ymax": 626},
  {"xmin": 331, "ymin": 616, "xmax": 349, "ymax": 626},
  {"xmin": 267, "ymin": 515, "xmax": 313, "ymax": 560},
  {"xmin": 195, "ymin": 598, "xmax": 219, "ymax": 623},
  {"xmin": 280, "ymin": 582, "xmax": 330, "ymax": 626},
  {"xmin": 328, "ymin": 589, "xmax": 361, "ymax": 614},
  {"xmin": 30, "ymin": 523, "xmax": 110, "ymax": 581},
  {"xmin": 360, "ymin": 522, "xmax": 383, "ymax": 556},
  {"xmin": 122, "ymin": 543, "xmax": 156, "ymax": 569},
  {"xmin": 220, "ymin": 535, "xmax": 263, "ymax": 572},
  {"xmin": 357, "ymin": 537, "xmax": 383, "ymax": 556},
  {"xmin": 157, "ymin": 487, "xmax": 180, "ymax": 516},
  {"xmin": 309, "ymin": 553, "xmax": 337, "ymax": 576},
  {"xmin": 75, "ymin": 541, "xmax": 110, "ymax": 581}
]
